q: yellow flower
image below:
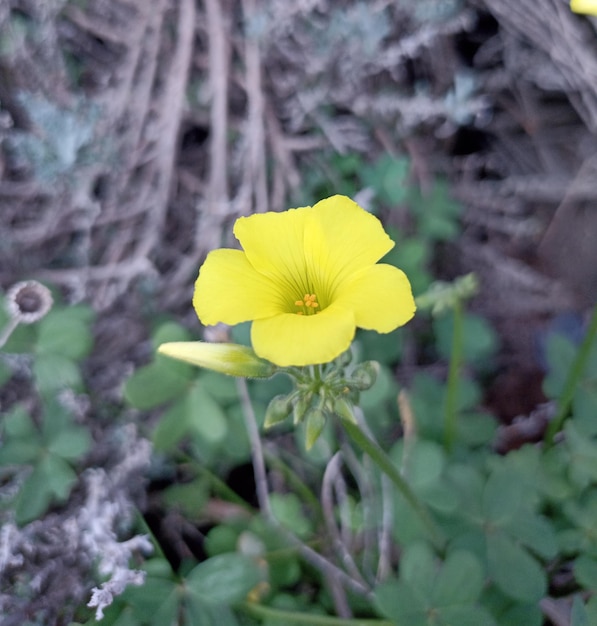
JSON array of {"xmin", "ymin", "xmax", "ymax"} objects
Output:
[
  {"xmin": 571, "ymin": 0, "xmax": 597, "ymax": 14},
  {"xmin": 194, "ymin": 195, "xmax": 416, "ymax": 367}
]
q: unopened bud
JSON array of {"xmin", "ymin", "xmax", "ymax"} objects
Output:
[
  {"xmin": 264, "ymin": 394, "xmax": 293, "ymax": 428},
  {"xmin": 293, "ymin": 392, "xmax": 313, "ymax": 425},
  {"xmin": 333, "ymin": 397, "xmax": 356, "ymax": 424},
  {"xmin": 158, "ymin": 342, "xmax": 276, "ymax": 378},
  {"xmin": 305, "ymin": 408, "xmax": 327, "ymax": 450},
  {"xmin": 347, "ymin": 361, "xmax": 379, "ymax": 391}
]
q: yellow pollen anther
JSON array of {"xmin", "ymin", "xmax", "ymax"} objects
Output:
[{"xmin": 295, "ymin": 293, "xmax": 319, "ymax": 315}]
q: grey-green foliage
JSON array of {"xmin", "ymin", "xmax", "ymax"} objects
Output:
[
  {"xmin": 0, "ymin": 294, "xmax": 95, "ymax": 524},
  {"xmin": 5, "ymin": 92, "xmax": 100, "ymax": 182},
  {"xmin": 0, "ymin": 398, "xmax": 91, "ymax": 525},
  {"xmin": 79, "ymin": 554, "xmax": 265, "ymax": 626}
]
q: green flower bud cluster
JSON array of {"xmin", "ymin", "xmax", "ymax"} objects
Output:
[
  {"xmin": 415, "ymin": 273, "xmax": 478, "ymax": 316},
  {"xmin": 264, "ymin": 351, "xmax": 379, "ymax": 450}
]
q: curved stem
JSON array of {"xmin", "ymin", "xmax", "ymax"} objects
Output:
[
  {"xmin": 0, "ymin": 317, "xmax": 20, "ymax": 351},
  {"xmin": 237, "ymin": 378, "xmax": 272, "ymax": 518},
  {"xmin": 444, "ymin": 301, "xmax": 463, "ymax": 453},
  {"xmin": 340, "ymin": 419, "xmax": 444, "ymax": 550},
  {"xmin": 545, "ymin": 305, "xmax": 597, "ymax": 446},
  {"xmin": 241, "ymin": 601, "xmax": 394, "ymax": 626}
]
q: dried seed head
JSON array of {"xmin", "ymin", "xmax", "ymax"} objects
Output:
[{"xmin": 5, "ymin": 280, "xmax": 53, "ymax": 324}]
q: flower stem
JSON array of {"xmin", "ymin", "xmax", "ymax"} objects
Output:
[
  {"xmin": 0, "ymin": 317, "xmax": 19, "ymax": 351},
  {"xmin": 340, "ymin": 419, "xmax": 444, "ymax": 549},
  {"xmin": 545, "ymin": 304, "xmax": 597, "ymax": 446},
  {"xmin": 444, "ymin": 301, "xmax": 463, "ymax": 453},
  {"xmin": 237, "ymin": 377, "xmax": 272, "ymax": 518},
  {"xmin": 241, "ymin": 601, "xmax": 394, "ymax": 626}
]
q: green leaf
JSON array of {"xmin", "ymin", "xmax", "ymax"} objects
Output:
[
  {"xmin": 434, "ymin": 312, "xmax": 498, "ymax": 366},
  {"xmin": 186, "ymin": 383, "xmax": 228, "ymax": 444},
  {"xmin": 47, "ymin": 425, "xmax": 91, "ymax": 461},
  {"xmin": 42, "ymin": 454, "xmax": 77, "ymax": 500},
  {"xmin": 487, "ymin": 533, "xmax": 546, "ymax": 602},
  {"xmin": 400, "ymin": 542, "xmax": 436, "ymax": 598},
  {"xmin": 505, "ymin": 513, "xmax": 557, "ymax": 560},
  {"xmin": 482, "ymin": 467, "xmax": 527, "ymax": 526},
  {"xmin": 360, "ymin": 363, "xmax": 397, "ymax": 412},
  {"xmin": 437, "ymin": 606, "xmax": 496, "ymax": 626},
  {"xmin": 33, "ymin": 353, "xmax": 82, "ymax": 394},
  {"xmin": 124, "ymin": 576, "xmax": 179, "ymax": 622},
  {"xmin": 186, "ymin": 553, "xmax": 264, "ymax": 606},
  {"xmin": 497, "ymin": 603, "xmax": 543, "ymax": 626},
  {"xmin": 151, "ymin": 320, "xmax": 191, "ymax": 348},
  {"xmin": 433, "ymin": 550, "xmax": 484, "ymax": 606},
  {"xmin": 573, "ymin": 386, "xmax": 597, "ymax": 436},
  {"xmin": 565, "ymin": 422, "xmax": 597, "ymax": 487},
  {"xmin": 543, "ymin": 333, "xmax": 577, "ymax": 399},
  {"xmin": 572, "ymin": 595, "xmax": 591, "ymax": 626},
  {"xmin": 270, "ymin": 493, "xmax": 312, "ymax": 538},
  {"xmin": 200, "ymin": 371, "xmax": 239, "ymax": 404},
  {"xmin": 36, "ymin": 308, "xmax": 93, "ymax": 359},
  {"xmin": 391, "ymin": 439, "xmax": 446, "ymax": 491},
  {"xmin": 15, "ymin": 464, "xmax": 53, "ymax": 524},
  {"xmin": 575, "ymin": 555, "xmax": 597, "ymax": 590},
  {"xmin": 0, "ymin": 439, "xmax": 40, "ymax": 465},
  {"xmin": 124, "ymin": 361, "xmax": 192, "ymax": 410},
  {"xmin": 2, "ymin": 403, "xmax": 37, "ymax": 438},
  {"xmin": 205, "ymin": 526, "xmax": 241, "ymax": 557},
  {"xmin": 408, "ymin": 179, "xmax": 462, "ymax": 242},
  {"xmin": 361, "ymin": 154, "xmax": 411, "ymax": 205},
  {"xmin": 152, "ymin": 399, "xmax": 189, "ymax": 451},
  {"xmin": 109, "ymin": 608, "xmax": 141, "ymax": 626},
  {"xmin": 374, "ymin": 578, "xmax": 428, "ymax": 626},
  {"xmin": 162, "ymin": 479, "xmax": 208, "ymax": 519},
  {"xmin": 457, "ymin": 411, "xmax": 496, "ymax": 446}
]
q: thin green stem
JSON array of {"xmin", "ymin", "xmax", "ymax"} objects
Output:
[
  {"xmin": 340, "ymin": 419, "xmax": 444, "ymax": 550},
  {"xmin": 444, "ymin": 301, "xmax": 463, "ymax": 453},
  {"xmin": 241, "ymin": 601, "xmax": 393, "ymax": 626},
  {"xmin": 545, "ymin": 305, "xmax": 597, "ymax": 445}
]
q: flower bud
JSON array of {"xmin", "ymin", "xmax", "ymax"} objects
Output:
[
  {"xmin": 305, "ymin": 407, "xmax": 327, "ymax": 450},
  {"xmin": 347, "ymin": 361, "xmax": 379, "ymax": 391},
  {"xmin": 293, "ymin": 392, "xmax": 313, "ymax": 425},
  {"xmin": 332, "ymin": 396, "xmax": 356, "ymax": 424},
  {"xmin": 335, "ymin": 349, "xmax": 353, "ymax": 368},
  {"xmin": 158, "ymin": 342, "xmax": 276, "ymax": 378},
  {"xmin": 264, "ymin": 394, "xmax": 293, "ymax": 428}
]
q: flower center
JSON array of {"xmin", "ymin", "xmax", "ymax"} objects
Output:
[{"xmin": 294, "ymin": 293, "xmax": 319, "ymax": 316}]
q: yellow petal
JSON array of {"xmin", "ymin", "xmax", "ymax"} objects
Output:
[
  {"xmin": 193, "ymin": 249, "xmax": 286, "ymax": 325},
  {"xmin": 571, "ymin": 0, "xmax": 597, "ymax": 14},
  {"xmin": 233, "ymin": 207, "xmax": 312, "ymax": 300},
  {"xmin": 304, "ymin": 196, "xmax": 395, "ymax": 300},
  {"xmin": 334, "ymin": 264, "xmax": 416, "ymax": 332},
  {"xmin": 251, "ymin": 304, "xmax": 355, "ymax": 366},
  {"xmin": 158, "ymin": 341, "xmax": 276, "ymax": 377}
]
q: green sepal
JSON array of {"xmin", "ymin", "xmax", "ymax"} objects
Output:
[
  {"xmin": 305, "ymin": 408, "xmax": 327, "ymax": 450},
  {"xmin": 264, "ymin": 394, "xmax": 293, "ymax": 428}
]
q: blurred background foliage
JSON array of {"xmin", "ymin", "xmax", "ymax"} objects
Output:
[{"xmin": 1, "ymin": 0, "xmax": 597, "ymax": 624}]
